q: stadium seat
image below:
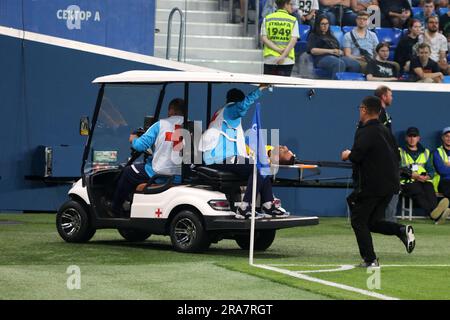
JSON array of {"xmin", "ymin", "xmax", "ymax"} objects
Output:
[
  {"xmin": 330, "ymin": 25, "xmax": 344, "ymax": 46},
  {"xmin": 411, "ymin": 7, "xmax": 422, "ymax": 17},
  {"xmin": 295, "ymin": 25, "xmax": 311, "ymax": 55},
  {"xmin": 439, "ymin": 7, "xmax": 449, "ymax": 16},
  {"xmin": 375, "ymin": 27, "xmax": 402, "ymax": 48},
  {"xmin": 299, "ymin": 24, "xmax": 311, "ymax": 42},
  {"xmin": 342, "ymin": 26, "xmax": 353, "ymax": 34},
  {"xmin": 335, "ymin": 72, "xmax": 366, "ymax": 81},
  {"xmin": 443, "ymin": 76, "xmax": 450, "ymax": 83},
  {"xmin": 447, "ymin": 53, "xmax": 450, "ymax": 63}
]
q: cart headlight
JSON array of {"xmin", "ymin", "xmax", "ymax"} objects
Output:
[{"xmin": 208, "ymin": 200, "xmax": 231, "ymax": 211}]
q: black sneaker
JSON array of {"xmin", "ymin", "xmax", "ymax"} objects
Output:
[
  {"xmin": 357, "ymin": 258, "xmax": 379, "ymax": 268},
  {"xmin": 235, "ymin": 206, "xmax": 264, "ymax": 220},
  {"xmin": 399, "ymin": 225, "xmax": 415, "ymax": 254},
  {"xmin": 262, "ymin": 203, "xmax": 290, "ymax": 217}
]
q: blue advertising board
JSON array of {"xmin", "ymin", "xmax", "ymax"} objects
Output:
[{"xmin": 0, "ymin": 0, "xmax": 155, "ymax": 55}]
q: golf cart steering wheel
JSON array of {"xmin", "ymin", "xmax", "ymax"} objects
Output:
[{"xmin": 126, "ymin": 127, "xmax": 152, "ymax": 167}]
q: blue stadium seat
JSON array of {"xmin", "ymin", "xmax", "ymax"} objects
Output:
[
  {"xmin": 342, "ymin": 26, "xmax": 353, "ymax": 34},
  {"xmin": 439, "ymin": 7, "xmax": 449, "ymax": 16},
  {"xmin": 444, "ymin": 76, "xmax": 450, "ymax": 83},
  {"xmin": 335, "ymin": 72, "xmax": 366, "ymax": 81},
  {"xmin": 447, "ymin": 53, "xmax": 450, "ymax": 63},
  {"xmin": 375, "ymin": 27, "xmax": 403, "ymax": 48},
  {"xmin": 299, "ymin": 24, "xmax": 311, "ymax": 42},
  {"xmin": 330, "ymin": 25, "xmax": 344, "ymax": 46},
  {"xmin": 294, "ymin": 25, "xmax": 311, "ymax": 55},
  {"xmin": 411, "ymin": 7, "xmax": 422, "ymax": 17}
]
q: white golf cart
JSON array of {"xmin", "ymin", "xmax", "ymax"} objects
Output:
[{"xmin": 56, "ymin": 71, "xmax": 319, "ymax": 252}]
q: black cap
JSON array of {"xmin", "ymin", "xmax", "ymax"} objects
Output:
[{"xmin": 406, "ymin": 127, "xmax": 420, "ymax": 136}]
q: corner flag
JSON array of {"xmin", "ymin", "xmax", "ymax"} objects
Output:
[{"xmin": 247, "ymin": 103, "xmax": 271, "ymax": 177}]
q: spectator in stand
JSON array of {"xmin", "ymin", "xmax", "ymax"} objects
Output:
[
  {"xmin": 236, "ymin": 0, "xmax": 255, "ymax": 24},
  {"xmin": 366, "ymin": 42, "xmax": 400, "ymax": 80},
  {"xmin": 262, "ymin": 0, "xmax": 277, "ymax": 18},
  {"xmin": 414, "ymin": 0, "xmax": 438, "ymax": 26},
  {"xmin": 409, "ymin": 42, "xmax": 444, "ymax": 81},
  {"xmin": 379, "ymin": 0, "xmax": 412, "ymax": 28},
  {"xmin": 394, "ymin": 19, "xmax": 423, "ymax": 72},
  {"xmin": 351, "ymin": 0, "xmax": 380, "ymax": 13},
  {"xmin": 307, "ymin": 15, "xmax": 361, "ymax": 78},
  {"xmin": 261, "ymin": 0, "xmax": 300, "ymax": 76},
  {"xmin": 418, "ymin": 16, "xmax": 450, "ymax": 74},
  {"xmin": 343, "ymin": 11, "xmax": 379, "ymax": 73},
  {"xmin": 318, "ymin": 0, "xmax": 356, "ymax": 26},
  {"xmin": 437, "ymin": 0, "xmax": 449, "ymax": 10},
  {"xmin": 298, "ymin": 0, "xmax": 320, "ymax": 27},
  {"xmin": 439, "ymin": 3, "xmax": 450, "ymax": 36}
]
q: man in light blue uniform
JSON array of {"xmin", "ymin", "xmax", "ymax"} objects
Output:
[
  {"xmin": 109, "ymin": 98, "xmax": 185, "ymax": 217},
  {"xmin": 200, "ymin": 86, "xmax": 287, "ymax": 219}
]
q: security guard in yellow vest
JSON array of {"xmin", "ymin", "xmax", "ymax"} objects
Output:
[
  {"xmin": 400, "ymin": 127, "xmax": 449, "ymax": 224},
  {"xmin": 261, "ymin": 0, "xmax": 300, "ymax": 76},
  {"xmin": 431, "ymin": 127, "xmax": 450, "ymax": 224}
]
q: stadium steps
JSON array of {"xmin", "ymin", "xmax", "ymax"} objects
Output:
[{"xmin": 154, "ymin": 0, "xmax": 263, "ymax": 74}]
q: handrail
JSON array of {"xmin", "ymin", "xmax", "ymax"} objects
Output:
[
  {"xmin": 166, "ymin": 7, "xmax": 185, "ymax": 61},
  {"xmin": 243, "ymin": 0, "xmax": 260, "ymax": 48}
]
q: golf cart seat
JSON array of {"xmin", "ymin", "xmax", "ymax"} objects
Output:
[
  {"xmin": 135, "ymin": 175, "xmax": 175, "ymax": 194},
  {"xmin": 193, "ymin": 166, "xmax": 246, "ymax": 182}
]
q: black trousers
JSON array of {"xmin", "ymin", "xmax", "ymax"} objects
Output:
[
  {"xmin": 113, "ymin": 163, "xmax": 149, "ymax": 211},
  {"xmin": 401, "ymin": 181, "xmax": 437, "ymax": 216},
  {"xmin": 350, "ymin": 194, "xmax": 403, "ymax": 262},
  {"xmin": 263, "ymin": 64, "xmax": 294, "ymax": 77},
  {"xmin": 438, "ymin": 179, "xmax": 450, "ymax": 199},
  {"xmin": 209, "ymin": 162, "xmax": 274, "ymax": 204}
]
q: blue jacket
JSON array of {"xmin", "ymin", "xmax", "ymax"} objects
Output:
[{"xmin": 204, "ymin": 89, "xmax": 263, "ymax": 165}]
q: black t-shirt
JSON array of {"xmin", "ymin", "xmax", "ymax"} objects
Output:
[
  {"xmin": 367, "ymin": 60, "xmax": 399, "ymax": 78},
  {"xmin": 394, "ymin": 35, "xmax": 418, "ymax": 71},
  {"xmin": 409, "ymin": 56, "xmax": 440, "ymax": 80},
  {"xmin": 440, "ymin": 13, "xmax": 450, "ymax": 35},
  {"xmin": 307, "ymin": 33, "xmax": 340, "ymax": 66}
]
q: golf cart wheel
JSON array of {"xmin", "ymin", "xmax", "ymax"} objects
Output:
[
  {"xmin": 56, "ymin": 200, "xmax": 96, "ymax": 243},
  {"xmin": 235, "ymin": 230, "xmax": 276, "ymax": 251},
  {"xmin": 169, "ymin": 210, "xmax": 211, "ymax": 253},
  {"xmin": 118, "ymin": 228, "xmax": 152, "ymax": 242}
]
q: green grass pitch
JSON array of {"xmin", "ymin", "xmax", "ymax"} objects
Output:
[{"xmin": 0, "ymin": 214, "xmax": 449, "ymax": 300}]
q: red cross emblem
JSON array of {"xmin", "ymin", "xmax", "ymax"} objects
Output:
[
  {"xmin": 155, "ymin": 208, "xmax": 162, "ymax": 218},
  {"xmin": 165, "ymin": 124, "xmax": 183, "ymax": 151}
]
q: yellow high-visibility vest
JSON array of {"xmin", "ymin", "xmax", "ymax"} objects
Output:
[
  {"xmin": 263, "ymin": 9, "xmax": 297, "ymax": 61},
  {"xmin": 432, "ymin": 146, "xmax": 449, "ymax": 192},
  {"xmin": 399, "ymin": 147, "xmax": 430, "ymax": 185}
]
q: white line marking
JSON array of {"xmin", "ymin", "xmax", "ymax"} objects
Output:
[
  {"xmin": 254, "ymin": 264, "xmax": 400, "ymax": 300},
  {"xmin": 268, "ymin": 264, "xmax": 450, "ymax": 268},
  {"xmin": 297, "ymin": 265, "xmax": 355, "ymax": 274}
]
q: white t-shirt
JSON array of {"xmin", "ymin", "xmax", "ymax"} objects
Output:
[
  {"xmin": 297, "ymin": 0, "xmax": 319, "ymax": 16},
  {"xmin": 418, "ymin": 31, "xmax": 448, "ymax": 62},
  {"xmin": 260, "ymin": 18, "xmax": 300, "ymax": 65}
]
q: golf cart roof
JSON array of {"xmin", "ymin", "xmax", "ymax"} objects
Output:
[{"xmin": 92, "ymin": 70, "xmax": 314, "ymax": 87}]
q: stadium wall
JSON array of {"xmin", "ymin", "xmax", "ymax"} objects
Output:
[{"xmin": 0, "ymin": 28, "xmax": 449, "ymax": 216}]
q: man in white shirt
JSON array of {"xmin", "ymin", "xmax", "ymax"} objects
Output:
[{"xmin": 419, "ymin": 15, "xmax": 450, "ymax": 74}]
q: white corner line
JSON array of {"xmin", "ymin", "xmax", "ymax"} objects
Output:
[{"xmin": 253, "ymin": 264, "xmax": 400, "ymax": 300}]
